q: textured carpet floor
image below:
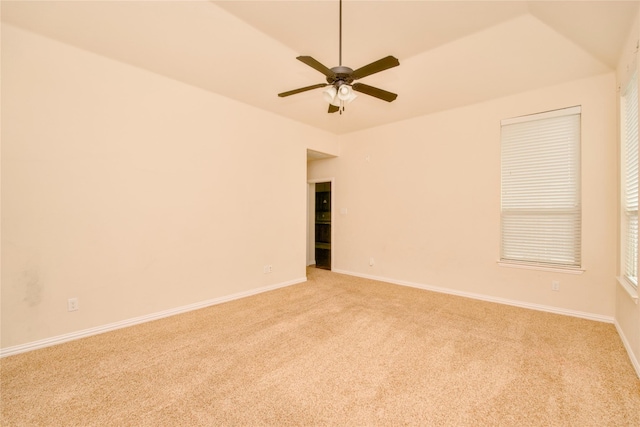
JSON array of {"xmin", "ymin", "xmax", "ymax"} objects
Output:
[{"xmin": 1, "ymin": 268, "xmax": 639, "ymax": 426}]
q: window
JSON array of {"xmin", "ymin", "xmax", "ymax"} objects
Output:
[
  {"xmin": 622, "ymin": 73, "xmax": 638, "ymax": 288},
  {"xmin": 500, "ymin": 106, "xmax": 581, "ymax": 269}
]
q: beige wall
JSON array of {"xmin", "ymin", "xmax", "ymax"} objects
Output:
[
  {"xmin": 1, "ymin": 24, "xmax": 335, "ymax": 350},
  {"xmin": 309, "ymin": 73, "xmax": 617, "ymax": 320},
  {"xmin": 615, "ymin": 8, "xmax": 640, "ymax": 376},
  {"xmin": 2, "ymin": 14, "xmax": 635, "ymax": 375}
]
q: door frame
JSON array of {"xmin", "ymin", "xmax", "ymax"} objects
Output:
[{"xmin": 307, "ymin": 177, "xmax": 335, "ymax": 270}]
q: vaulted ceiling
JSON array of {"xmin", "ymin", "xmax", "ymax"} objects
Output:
[{"xmin": 2, "ymin": 1, "xmax": 638, "ymax": 134}]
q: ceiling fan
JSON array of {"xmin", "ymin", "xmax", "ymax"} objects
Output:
[{"xmin": 277, "ymin": 0, "xmax": 399, "ymax": 114}]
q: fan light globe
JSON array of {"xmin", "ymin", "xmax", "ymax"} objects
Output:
[
  {"xmin": 338, "ymin": 85, "xmax": 357, "ymax": 103},
  {"xmin": 338, "ymin": 85, "xmax": 350, "ymax": 98},
  {"xmin": 323, "ymin": 86, "xmax": 337, "ymax": 103}
]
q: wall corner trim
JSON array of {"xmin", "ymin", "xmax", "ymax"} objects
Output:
[
  {"xmin": 614, "ymin": 320, "xmax": 640, "ymax": 379},
  {"xmin": 0, "ymin": 276, "xmax": 307, "ymax": 358}
]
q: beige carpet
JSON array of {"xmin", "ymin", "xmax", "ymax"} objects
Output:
[{"xmin": 1, "ymin": 268, "xmax": 639, "ymax": 426}]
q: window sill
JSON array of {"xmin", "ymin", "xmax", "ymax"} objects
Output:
[
  {"xmin": 616, "ymin": 276, "xmax": 639, "ymax": 304},
  {"xmin": 497, "ymin": 261, "xmax": 584, "ymax": 275}
]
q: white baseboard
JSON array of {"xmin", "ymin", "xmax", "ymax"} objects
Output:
[
  {"xmin": 0, "ymin": 276, "xmax": 307, "ymax": 358},
  {"xmin": 339, "ymin": 268, "xmax": 639, "ymax": 378},
  {"xmin": 614, "ymin": 320, "xmax": 640, "ymax": 379},
  {"xmin": 332, "ymin": 269, "xmax": 614, "ymax": 324}
]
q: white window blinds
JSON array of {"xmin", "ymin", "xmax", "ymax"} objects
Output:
[
  {"xmin": 501, "ymin": 106, "xmax": 581, "ymax": 268},
  {"xmin": 622, "ymin": 74, "xmax": 638, "ymax": 287}
]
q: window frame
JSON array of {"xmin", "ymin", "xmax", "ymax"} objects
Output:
[
  {"xmin": 620, "ymin": 71, "xmax": 639, "ymax": 291},
  {"xmin": 499, "ymin": 106, "xmax": 582, "ymax": 271}
]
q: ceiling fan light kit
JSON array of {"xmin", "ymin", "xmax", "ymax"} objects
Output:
[
  {"xmin": 323, "ymin": 83, "xmax": 357, "ymax": 107},
  {"xmin": 278, "ymin": 0, "xmax": 399, "ymax": 115}
]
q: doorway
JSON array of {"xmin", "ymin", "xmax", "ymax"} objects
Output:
[
  {"xmin": 314, "ymin": 182, "xmax": 331, "ymax": 270},
  {"xmin": 307, "ymin": 179, "xmax": 333, "ymax": 270}
]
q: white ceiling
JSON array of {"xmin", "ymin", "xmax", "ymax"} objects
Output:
[{"xmin": 2, "ymin": 0, "xmax": 638, "ymax": 135}]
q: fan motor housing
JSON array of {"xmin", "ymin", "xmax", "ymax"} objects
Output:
[{"xmin": 328, "ymin": 66, "xmax": 354, "ymax": 85}]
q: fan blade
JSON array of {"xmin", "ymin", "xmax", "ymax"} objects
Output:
[
  {"xmin": 328, "ymin": 104, "xmax": 340, "ymax": 114},
  {"xmin": 351, "ymin": 55, "xmax": 400, "ymax": 80},
  {"xmin": 297, "ymin": 56, "xmax": 336, "ymax": 78},
  {"xmin": 352, "ymin": 83, "xmax": 398, "ymax": 102},
  {"xmin": 278, "ymin": 83, "xmax": 328, "ymax": 98}
]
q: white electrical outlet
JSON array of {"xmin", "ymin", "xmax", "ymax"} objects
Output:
[
  {"xmin": 268, "ymin": 265, "xmax": 273, "ymax": 273},
  {"xmin": 263, "ymin": 265, "xmax": 273, "ymax": 274},
  {"xmin": 68, "ymin": 297, "xmax": 79, "ymax": 311},
  {"xmin": 369, "ymin": 257, "xmax": 374, "ymax": 266},
  {"xmin": 552, "ymin": 280, "xmax": 560, "ymax": 291}
]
